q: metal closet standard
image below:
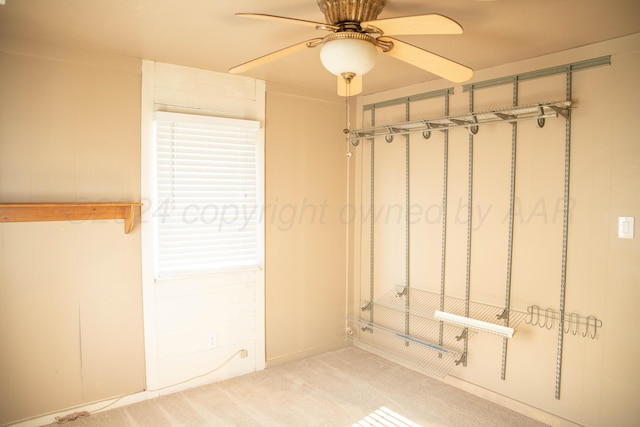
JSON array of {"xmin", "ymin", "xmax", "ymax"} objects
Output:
[{"xmin": 348, "ymin": 56, "xmax": 608, "ymax": 400}]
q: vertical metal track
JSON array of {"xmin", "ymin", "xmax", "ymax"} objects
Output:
[
  {"xmin": 501, "ymin": 78, "xmax": 519, "ymax": 380},
  {"xmin": 369, "ymin": 108, "xmax": 376, "ymax": 327},
  {"xmin": 463, "ymin": 88, "xmax": 475, "ymax": 366},
  {"xmin": 555, "ymin": 70, "xmax": 573, "ymax": 400},
  {"xmin": 405, "ymin": 100, "xmax": 411, "ymax": 343},
  {"xmin": 439, "ymin": 92, "xmax": 450, "ymax": 351}
]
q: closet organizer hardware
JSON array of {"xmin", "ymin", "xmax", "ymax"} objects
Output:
[
  {"xmin": 349, "ymin": 316, "xmax": 464, "ymax": 378},
  {"xmin": 0, "ymin": 203, "xmax": 143, "ymax": 234},
  {"xmin": 353, "ymin": 319, "xmax": 454, "ymax": 355},
  {"xmin": 359, "ymin": 285, "xmax": 527, "ymax": 352},
  {"xmin": 353, "ymin": 286, "xmax": 528, "ymax": 375},
  {"xmin": 526, "ymin": 305, "xmax": 603, "ymax": 339},
  {"xmin": 356, "ymin": 55, "xmax": 609, "ymax": 397},
  {"xmin": 347, "ymin": 101, "xmax": 571, "ymax": 145},
  {"xmin": 433, "ymin": 311, "xmax": 514, "ymax": 338},
  {"xmin": 369, "ymin": 286, "xmax": 529, "ymax": 334}
]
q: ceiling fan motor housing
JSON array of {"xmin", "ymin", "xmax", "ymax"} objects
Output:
[{"xmin": 317, "ymin": 0, "xmax": 386, "ymax": 25}]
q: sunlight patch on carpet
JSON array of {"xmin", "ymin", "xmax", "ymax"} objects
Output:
[{"xmin": 353, "ymin": 406, "xmax": 423, "ymax": 427}]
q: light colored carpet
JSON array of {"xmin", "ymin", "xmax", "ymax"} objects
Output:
[{"xmin": 47, "ymin": 346, "xmax": 548, "ymax": 427}]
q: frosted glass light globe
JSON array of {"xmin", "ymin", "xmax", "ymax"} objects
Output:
[{"xmin": 320, "ymin": 38, "xmax": 378, "ymax": 76}]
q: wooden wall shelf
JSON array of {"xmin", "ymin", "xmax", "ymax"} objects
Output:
[{"xmin": 0, "ymin": 203, "xmax": 142, "ymax": 234}]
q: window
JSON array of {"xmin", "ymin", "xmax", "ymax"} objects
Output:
[{"xmin": 153, "ymin": 111, "xmax": 263, "ymax": 278}]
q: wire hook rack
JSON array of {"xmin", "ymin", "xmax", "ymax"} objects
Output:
[{"xmin": 525, "ymin": 305, "xmax": 603, "ymax": 339}]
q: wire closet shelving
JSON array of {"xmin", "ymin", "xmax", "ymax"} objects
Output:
[
  {"xmin": 353, "ymin": 286, "xmax": 528, "ymax": 377},
  {"xmin": 350, "ymin": 56, "xmax": 609, "ymax": 397}
]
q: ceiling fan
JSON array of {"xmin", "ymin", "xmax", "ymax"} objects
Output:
[{"xmin": 229, "ymin": 0, "xmax": 473, "ymax": 96}]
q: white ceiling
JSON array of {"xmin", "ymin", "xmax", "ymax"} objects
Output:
[{"xmin": 1, "ymin": 0, "xmax": 639, "ymax": 96}]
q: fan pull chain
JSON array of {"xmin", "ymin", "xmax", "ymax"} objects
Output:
[{"xmin": 342, "ymin": 72, "xmax": 355, "ymax": 135}]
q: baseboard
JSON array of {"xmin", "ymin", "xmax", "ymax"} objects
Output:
[{"xmin": 266, "ymin": 341, "xmax": 348, "ymax": 368}]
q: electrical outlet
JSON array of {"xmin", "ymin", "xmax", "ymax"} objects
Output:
[
  {"xmin": 207, "ymin": 333, "xmax": 217, "ymax": 349},
  {"xmin": 239, "ymin": 349, "xmax": 248, "ymax": 358}
]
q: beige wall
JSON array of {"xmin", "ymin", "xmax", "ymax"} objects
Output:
[
  {"xmin": 353, "ymin": 34, "xmax": 640, "ymax": 426},
  {"xmin": 265, "ymin": 84, "xmax": 349, "ymax": 364},
  {"xmin": 0, "ymin": 39, "xmax": 145, "ymax": 424}
]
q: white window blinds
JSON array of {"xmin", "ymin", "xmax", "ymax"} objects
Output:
[{"xmin": 154, "ymin": 111, "xmax": 262, "ymax": 278}]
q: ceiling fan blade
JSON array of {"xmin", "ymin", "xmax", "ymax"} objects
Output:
[
  {"xmin": 229, "ymin": 38, "xmax": 323, "ymax": 74},
  {"xmin": 362, "ymin": 14, "xmax": 463, "ymax": 35},
  {"xmin": 236, "ymin": 13, "xmax": 335, "ymax": 29},
  {"xmin": 337, "ymin": 75, "xmax": 363, "ymax": 97},
  {"xmin": 381, "ymin": 37, "xmax": 473, "ymax": 83}
]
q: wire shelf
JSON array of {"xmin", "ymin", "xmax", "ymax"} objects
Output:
[
  {"xmin": 371, "ymin": 286, "xmax": 528, "ymax": 330},
  {"xmin": 360, "ymin": 301, "xmax": 471, "ymax": 352},
  {"xmin": 349, "ymin": 318, "xmax": 462, "ymax": 378},
  {"xmin": 349, "ymin": 287, "xmax": 528, "ymax": 377}
]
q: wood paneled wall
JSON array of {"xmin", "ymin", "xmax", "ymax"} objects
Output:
[
  {"xmin": 264, "ymin": 85, "xmax": 349, "ymax": 365},
  {"xmin": 0, "ymin": 38, "xmax": 144, "ymax": 424}
]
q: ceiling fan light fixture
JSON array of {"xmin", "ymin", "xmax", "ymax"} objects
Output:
[
  {"xmin": 232, "ymin": 2, "xmax": 473, "ymax": 92},
  {"xmin": 320, "ymin": 33, "xmax": 378, "ymax": 76}
]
